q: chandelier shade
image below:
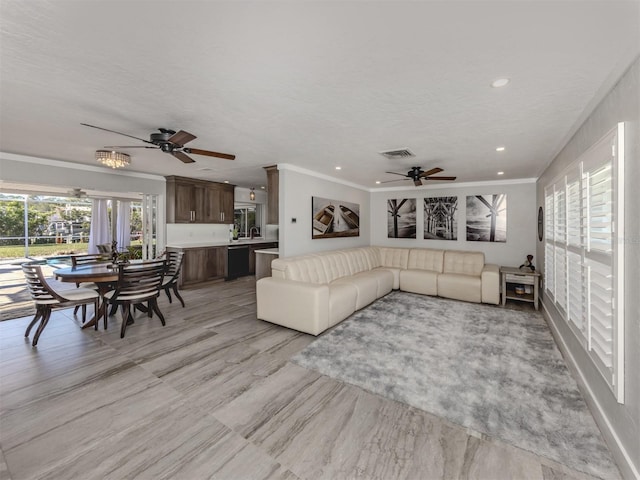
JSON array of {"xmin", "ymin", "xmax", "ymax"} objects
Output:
[
  {"xmin": 95, "ymin": 150, "xmax": 131, "ymax": 169},
  {"xmin": 249, "ymin": 188, "xmax": 256, "ymax": 201}
]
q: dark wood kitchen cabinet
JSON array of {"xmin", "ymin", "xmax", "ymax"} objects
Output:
[
  {"xmin": 169, "ymin": 246, "xmax": 228, "ymax": 287},
  {"xmin": 166, "ymin": 176, "xmax": 234, "ymax": 224}
]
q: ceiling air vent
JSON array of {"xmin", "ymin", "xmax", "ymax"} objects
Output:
[{"xmin": 379, "ymin": 148, "xmax": 415, "ymax": 159}]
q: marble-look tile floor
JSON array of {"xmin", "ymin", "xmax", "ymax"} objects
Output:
[{"xmin": 0, "ymin": 277, "xmax": 612, "ymax": 480}]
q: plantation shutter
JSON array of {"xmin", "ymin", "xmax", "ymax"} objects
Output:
[
  {"xmin": 544, "ymin": 189, "xmax": 555, "ymax": 298},
  {"xmin": 543, "ymin": 123, "xmax": 624, "ymax": 402}
]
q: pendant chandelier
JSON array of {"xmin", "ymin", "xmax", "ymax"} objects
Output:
[{"xmin": 95, "ymin": 150, "xmax": 131, "ymax": 169}]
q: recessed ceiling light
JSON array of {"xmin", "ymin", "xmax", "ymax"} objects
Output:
[
  {"xmin": 335, "ymin": 166, "xmax": 342, "ymax": 170},
  {"xmin": 491, "ymin": 78, "xmax": 510, "ymax": 88},
  {"xmin": 260, "ymin": 186, "xmax": 265, "ymax": 190},
  {"xmin": 223, "ymin": 180, "xmax": 229, "ymax": 183},
  {"xmin": 496, "ymin": 146, "xmax": 506, "ymax": 152},
  {"xmin": 497, "ymin": 171, "xmax": 504, "ymax": 175},
  {"xmin": 375, "ymin": 181, "xmax": 381, "ymax": 184}
]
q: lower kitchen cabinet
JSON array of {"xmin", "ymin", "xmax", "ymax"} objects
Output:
[{"xmin": 169, "ymin": 246, "xmax": 228, "ymax": 287}]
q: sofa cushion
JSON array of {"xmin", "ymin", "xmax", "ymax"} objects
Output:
[
  {"xmin": 328, "ymin": 282, "xmax": 358, "ymax": 327},
  {"xmin": 271, "ymin": 252, "xmax": 349, "ymax": 284},
  {"xmin": 339, "ymin": 247, "xmax": 381, "ymax": 275},
  {"xmin": 408, "ymin": 248, "xmax": 444, "ymax": 273},
  {"xmin": 437, "ymin": 273, "xmax": 482, "ymax": 303},
  {"xmin": 399, "ymin": 269, "xmax": 439, "ymax": 296},
  {"xmin": 333, "ymin": 272, "xmax": 379, "ymax": 310},
  {"xmin": 376, "ymin": 247, "xmax": 409, "ymax": 269},
  {"xmin": 443, "ymin": 251, "xmax": 484, "ymax": 276},
  {"xmin": 374, "ymin": 266, "xmax": 402, "ymax": 290}
]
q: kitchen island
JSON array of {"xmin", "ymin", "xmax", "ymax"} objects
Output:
[{"xmin": 166, "ymin": 239, "xmax": 278, "ymax": 287}]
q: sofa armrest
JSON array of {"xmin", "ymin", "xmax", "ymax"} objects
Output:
[
  {"xmin": 256, "ymin": 277, "xmax": 330, "ymax": 335},
  {"xmin": 481, "ymin": 264, "xmax": 500, "ymax": 305}
]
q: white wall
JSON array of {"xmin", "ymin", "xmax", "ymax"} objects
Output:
[
  {"xmin": 278, "ymin": 164, "xmax": 370, "ymax": 257},
  {"xmin": 370, "ymin": 180, "xmax": 537, "ymax": 266},
  {"xmin": 537, "ymin": 57, "xmax": 639, "ymax": 479}
]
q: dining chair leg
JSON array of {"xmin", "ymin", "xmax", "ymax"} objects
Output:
[
  {"xmin": 150, "ymin": 299, "xmax": 166, "ymax": 326},
  {"xmin": 164, "ymin": 287, "xmax": 173, "ymax": 304},
  {"xmin": 82, "ymin": 304, "xmax": 87, "ymax": 323},
  {"xmin": 109, "ymin": 304, "xmax": 118, "ymax": 317},
  {"xmin": 32, "ymin": 308, "xmax": 52, "ymax": 347},
  {"xmin": 120, "ymin": 303, "xmax": 132, "ymax": 338},
  {"xmin": 24, "ymin": 306, "xmax": 44, "ymax": 338},
  {"xmin": 172, "ymin": 284, "xmax": 185, "ymax": 308},
  {"xmin": 73, "ymin": 305, "xmax": 80, "ymax": 316}
]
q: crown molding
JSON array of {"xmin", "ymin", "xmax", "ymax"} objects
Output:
[{"xmin": 0, "ymin": 152, "xmax": 166, "ymax": 181}]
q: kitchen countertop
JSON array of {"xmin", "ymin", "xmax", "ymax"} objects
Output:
[
  {"xmin": 254, "ymin": 248, "xmax": 279, "ymax": 254},
  {"xmin": 166, "ymin": 239, "xmax": 277, "ymax": 249}
]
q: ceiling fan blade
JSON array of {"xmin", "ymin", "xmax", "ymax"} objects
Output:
[
  {"xmin": 104, "ymin": 145, "xmax": 158, "ymax": 149},
  {"xmin": 414, "ymin": 179, "xmax": 423, "ymax": 186},
  {"xmin": 184, "ymin": 148, "xmax": 236, "ymax": 160},
  {"xmin": 425, "ymin": 176, "xmax": 457, "ymax": 181},
  {"xmin": 384, "ymin": 171, "xmax": 408, "ymax": 177},
  {"xmin": 168, "ymin": 130, "xmax": 196, "ymax": 147},
  {"xmin": 379, "ymin": 178, "xmax": 410, "ymax": 184},
  {"xmin": 419, "ymin": 167, "xmax": 444, "ymax": 178},
  {"xmin": 81, "ymin": 123, "xmax": 155, "ymax": 145},
  {"xmin": 171, "ymin": 151, "xmax": 196, "ymax": 164}
]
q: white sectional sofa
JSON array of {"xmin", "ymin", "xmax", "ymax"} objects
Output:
[{"xmin": 256, "ymin": 246, "xmax": 499, "ymax": 335}]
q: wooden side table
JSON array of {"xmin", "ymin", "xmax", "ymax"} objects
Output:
[{"xmin": 500, "ymin": 266, "xmax": 541, "ymax": 310}]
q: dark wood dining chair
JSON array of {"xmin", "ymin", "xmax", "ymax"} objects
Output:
[
  {"xmin": 162, "ymin": 250, "xmax": 185, "ymax": 308},
  {"xmin": 103, "ymin": 259, "xmax": 167, "ymax": 338},
  {"xmin": 21, "ymin": 263, "xmax": 100, "ymax": 346},
  {"xmin": 71, "ymin": 253, "xmax": 111, "ymax": 322}
]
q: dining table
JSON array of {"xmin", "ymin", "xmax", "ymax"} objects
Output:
[{"xmin": 54, "ymin": 263, "xmax": 118, "ymax": 329}]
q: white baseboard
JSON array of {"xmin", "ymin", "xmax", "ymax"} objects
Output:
[{"xmin": 541, "ymin": 302, "xmax": 639, "ymax": 480}]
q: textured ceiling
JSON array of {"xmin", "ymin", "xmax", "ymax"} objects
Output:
[{"xmin": 1, "ymin": 1, "xmax": 638, "ymax": 191}]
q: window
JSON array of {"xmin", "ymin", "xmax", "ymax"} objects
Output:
[
  {"xmin": 234, "ymin": 204, "xmax": 262, "ymax": 238},
  {"xmin": 543, "ymin": 123, "xmax": 625, "ymax": 402}
]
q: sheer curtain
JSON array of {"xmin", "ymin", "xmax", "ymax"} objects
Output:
[
  {"xmin": 116, "ymin": 201, "xmax": 131, "ymax": 251},
  {"xmin": 88, "ymin": 199, "xmax": 110, "ymax": 254}
]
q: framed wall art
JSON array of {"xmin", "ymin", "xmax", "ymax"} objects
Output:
[
  {"xmin": 387, "ymin": 198, "xmax": 416, "ymax": 238},
  {"xmin": 466, "ymin": 194, "xmax": 507, "ymax": 242},
  {"xmin": 424, "ymin": 196, "xmax": 458, "ymax": 240},
  {"xmin": 312, "ymin": 196, "xmax": 360, "ymax": 239}
]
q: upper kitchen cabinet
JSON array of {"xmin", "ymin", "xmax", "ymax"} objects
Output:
[
  {"xmin": 166, "ymin": 176, "xmax": 235, "ymax": 224},
  {"xmin": 264, "ymin": 165, "xmax": 279, "ymax": 224}
]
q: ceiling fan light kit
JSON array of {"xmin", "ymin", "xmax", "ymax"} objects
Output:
[
  {"xmin": 95, "ymin": 150, "xmax": 130, "ymax": 169},
  {"xmin": 381, "ymin": 166, "xmax": 456, "ymax": 186},
  {"xmin": 82, "ymin": 123, "xmax": 236, "ymax": 164}
]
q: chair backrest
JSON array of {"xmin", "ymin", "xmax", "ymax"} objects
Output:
[
  {"xmin": 97, "ymin": 244, "xmax": 112, "ymax": 254},
  {"xmin": 21, "ymin": 263, "xmax": 63, "ymax": 304},
  {"xmin": 112, "ymin": 259, "xmax": 166, "ymax": 302},
  {"xmin": 71, "ymin": 254, "xmax": 110, "ymax": 267},
  {"xmin": 164, "ymin": 251, "xmax": 184, "ymax": 283}
]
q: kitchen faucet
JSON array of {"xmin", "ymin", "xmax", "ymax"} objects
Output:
[{"xmin": 249, "ymin": 226, "xmax": 259, "ymax": 239}]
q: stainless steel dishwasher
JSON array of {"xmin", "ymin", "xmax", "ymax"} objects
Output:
[{"xmin": 227, "ymin": 245, "xmax": 250, "ymax": 280}]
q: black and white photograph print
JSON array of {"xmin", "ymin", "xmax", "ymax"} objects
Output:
[
  {"xmin": 387, "ymin": 198, "xmax": 416, "ymax": 238},
  {"xmin": 424, "ymin": 196, "xmax": 458, "ymax": 240},
  {"xmin": 466, "ymin": 194, "xmax": 507, "ymax": 242},
  {"xmin": 312, "ymin": 196, "xmax": 360, "ymax": 239}
]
